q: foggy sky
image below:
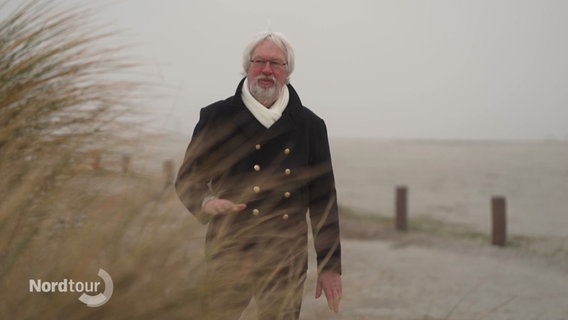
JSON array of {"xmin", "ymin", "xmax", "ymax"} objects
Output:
[{"xmin": 100, "ymin": 1, "xmax": 568, "ymax": 140}]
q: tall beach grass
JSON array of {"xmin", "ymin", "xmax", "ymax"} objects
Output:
[
  {"xmin": 0, "ymin": 1, "xmax": 324, "ymax": 319},
  {"xmin": 0, "ymin": 1, "xmax": 206, "ymax": 318}
]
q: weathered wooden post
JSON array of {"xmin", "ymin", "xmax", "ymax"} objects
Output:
[
  {"xmin": 121, "ymin": 154, "xmax": 131, "ymax": 174},
  {"xmin": 395, "ymin": 186, "xmax": 408, "ymax": 231},
  {"xmin": 92, "ymin": 153, "xmax": 101, "ymax": 171},
  {"xmin": 491, "ymin": 196, "xmax": 507, "ymax": 246},
  {"xmin": 163, "ymin": 160, "xmax": 174, "ymax": 187}
]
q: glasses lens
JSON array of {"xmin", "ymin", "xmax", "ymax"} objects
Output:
[{"xmin": 251, "ymin": 59, "xmax": 286, "ymax": 69}]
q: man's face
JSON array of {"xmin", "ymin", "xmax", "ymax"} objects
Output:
[{"xmin": 246, "ymin": 40, "xmax": 288, "ymax": 106}]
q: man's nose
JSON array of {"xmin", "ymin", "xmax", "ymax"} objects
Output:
[{"xmin": 261, "ymin": 63, "xmax": 273, "ymax": 74}]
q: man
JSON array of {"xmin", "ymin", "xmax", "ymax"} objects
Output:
[{"xmin": 175, "ymin": 31, "xmax": 341, "ymax": 320}]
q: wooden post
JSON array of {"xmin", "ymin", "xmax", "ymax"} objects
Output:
[
  {"xmin": 491, "ymin": 197, "xmax": 507, "ymax": 246},
  {"xmin": 395, "ymin": 186, "xmax": 408, "ymax": 231},
  {"xmin": 121, "ymin": 154, "xmax": 131, "ymax": 174},
  {"xmin": 92, "ymin": 153, "xmax": 101, "ymax": 171},
  {"xmin": 163, "ymin": 160, "xmax": 174, "ymax": 187}
]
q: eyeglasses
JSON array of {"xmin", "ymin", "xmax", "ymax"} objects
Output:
[{"xmin": 250, "ymin": 58, "xmax": 287, "ymax": 70}]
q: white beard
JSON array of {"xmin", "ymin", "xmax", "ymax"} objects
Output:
[
  {"xmin": 241, "ymin": 77, "xmax": 289, "ymax": 128},
  {"xmin": 249, "ymin": 76, "xmax": 281, "ymax": 107}
]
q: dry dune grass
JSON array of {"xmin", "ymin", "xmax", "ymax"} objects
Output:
[
  {"xmin": 0, "ymin": 1, "xmax": 205, "ymax": 318},
  {"xmin": 0, "ymin": 2, "xmax": 325, "ymax": 319}
]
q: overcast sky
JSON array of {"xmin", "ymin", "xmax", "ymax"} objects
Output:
[{"xmin": 75, "ymin": 1, "xmax": 568, "ymax": 140}]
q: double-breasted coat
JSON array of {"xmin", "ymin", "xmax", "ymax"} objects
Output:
[{"xmin": 175, "ymin": 79, "xmax": 341, "ymax": 275}]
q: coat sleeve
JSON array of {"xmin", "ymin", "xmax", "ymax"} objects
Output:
[
  {"xmin": 175, "ymin": 107, "xmax": 215, "ymax": 224},
  {"xmin": 308, "ymin": 117, "xmax": 342, "ymax": 275}
]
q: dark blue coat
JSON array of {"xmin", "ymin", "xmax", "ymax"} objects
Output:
[{"xmin": 175, "ymin": 79, "xmax": 341, "ymax": 275}]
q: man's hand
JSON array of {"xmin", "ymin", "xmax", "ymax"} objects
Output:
[
  {"xmin": 315, "ymin": 270, "xmax": 342, "ymax": 313},
  {"xmin": 203, "ymin": 198, "xmax": 246, "ymax": 215}
]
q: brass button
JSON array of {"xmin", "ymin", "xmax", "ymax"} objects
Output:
[
  {"xmin": 255, "ymin": 144, "xmax": 261, "ymax": 150},
  {"xmin": 253, "ymin": 186, "xmax": 260, "ymax": 193},
  {"xmin": 283, "ymin": 148, "xmax": 290, "ymax": 155},
  {"xmin": 252, "ymin": 209, "xmax": 260, "ymax": 216},
  {"xmin": 284, "ymin": 192, "xmax": 291, "ymax": 198},
  {"xmin": 284, "ymin": 168, "xmax": 291, "ymax": 176},
  {"xmin": 282, "ymin": 214, "xmax": 289, "ymax": 220},
  {"xmin": 253, "ymin": 164, "xmax": 261, "ymax": 172}
]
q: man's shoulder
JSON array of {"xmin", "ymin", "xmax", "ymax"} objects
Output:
[
  {"xmin": 295, "ymin": 104, "xmax": 326, "ymax": 130},
  {"xmin": 286, "ymin": 84, "xmax": 324, "ymax": 124},
  {"xmin": 202, "ymin": 96, "xmax": 234, "ymax": 113},
  {"xmin": 197, "ymin": 96, "xmax": 240, "ymax": 122},
  {"xmin": 299, "ymin": 105, "xmax": 323, "ymax": 121},
  {"xmin": 201, "ymin": 79, "xmax": 245, "ymax": 114}
]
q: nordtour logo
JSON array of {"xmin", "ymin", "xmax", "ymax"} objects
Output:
[{"xmin": 29, "ymin": 268, "xmax": 113, "ymax": 307}]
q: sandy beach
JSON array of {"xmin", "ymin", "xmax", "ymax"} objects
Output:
[
  {"xmin": 302, "ymin": 237, "xmax": 568, "ymax": 320},
  {"xmin": 152, "ymin": 135, "xmax": 568, "ymax": 319},
  {"xmin": 331, "ymin": 139, "xmax": 568, "ymax": 239}
]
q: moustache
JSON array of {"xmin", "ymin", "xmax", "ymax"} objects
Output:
[{"xmin": 254, "ymin": 75, "xmax": 277, "ymax": 84}]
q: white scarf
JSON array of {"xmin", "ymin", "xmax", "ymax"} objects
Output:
[{"xmin": 241, "ymin": 77, "xmax": 289, "ymax": 128}]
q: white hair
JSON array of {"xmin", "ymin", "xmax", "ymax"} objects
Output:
[{"xmin": 242, "ymin": 31, "xmax": 295, "ymax": 80}]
